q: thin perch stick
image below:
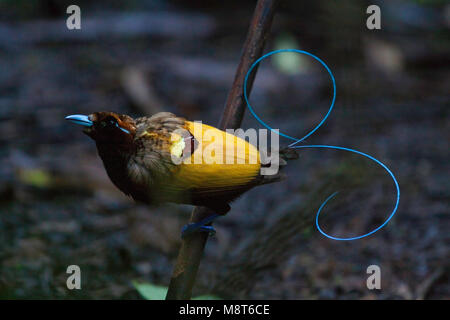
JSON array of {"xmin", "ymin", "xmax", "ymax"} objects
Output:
[{"xmin": 165, "ymin": 0, "xmax": 280, "ymax": 300}]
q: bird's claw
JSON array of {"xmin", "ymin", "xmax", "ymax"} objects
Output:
[
  {"xmin": 181, "ymin": 213, "xmax": 220, "ymax": 239},
  {"xmin": 181, "ymin": 224, "xmax": 216, "ymax": 238}
]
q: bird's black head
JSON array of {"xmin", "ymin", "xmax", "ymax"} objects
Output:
[{"xmin": 66, "ymin": 111, "xmax": 136, "ymax": 144}]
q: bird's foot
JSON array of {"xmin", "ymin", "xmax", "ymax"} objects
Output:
[{"xmin": 181, "ymin": 213, "xmax": 220, "ymax": 239}]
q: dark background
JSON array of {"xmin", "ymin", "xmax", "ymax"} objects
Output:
[{"xmin": 0, "ymin": 0, "xmax": 448, "ymax": 299}]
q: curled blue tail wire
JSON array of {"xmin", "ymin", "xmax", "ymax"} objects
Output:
[
  {"xmin": 244, "ymin": 49, "xmax": 336, "ymax": 144},
  {"xmin": 290, "ymin": 145, "xmax": 400, "ymax": 241},
  {"xmin": 244, "ymin": 49, "xmax": 400, "ymax": 241}
]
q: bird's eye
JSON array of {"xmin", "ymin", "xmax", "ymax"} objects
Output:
[
  {"xmin": 97, "ymin": 116, "xmax": 129, "ymax": 134},
  {"xmin": 100, "ymin": 117, "xmax": 117, "ymax": 128}
]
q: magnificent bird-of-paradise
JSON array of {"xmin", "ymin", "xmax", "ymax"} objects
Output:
[{"xmin": 66, "ymin": 111, "xmax": 297, "ymax": 236}]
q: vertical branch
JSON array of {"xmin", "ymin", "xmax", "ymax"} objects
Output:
[{"xmin": 166, "ymin": 0, "xmax": 280, "ymax": 300}]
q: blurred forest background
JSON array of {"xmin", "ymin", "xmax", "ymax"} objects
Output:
[{"xmin": 0, "ymin": 0, "xmax": 448, "ymax": 299}]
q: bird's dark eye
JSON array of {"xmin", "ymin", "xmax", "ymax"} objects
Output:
[
  {"xmin": 100, "ymin": 117, "xmax": 117, "ymax": 128},
  {"xmin": 96, "ymin": 116, "xmax": 130, "ymax": 134}
]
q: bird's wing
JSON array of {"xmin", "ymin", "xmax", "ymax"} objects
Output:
[
  {"xmin": 168, "ymin": 121, "xmax": 262, "ymax": 190},
  {"xmin": 131, "ymin": 114, "xmax": 262, "ymax": 203}
]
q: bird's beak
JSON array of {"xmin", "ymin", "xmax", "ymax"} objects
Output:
[{"xmin": 65, "ymin": 114, "xmax": 93, "ymax": 127}]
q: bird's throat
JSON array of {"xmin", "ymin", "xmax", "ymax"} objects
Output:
[{"xmin": 95, "ymin": 142, "xmax": 134, "ymax": 195}]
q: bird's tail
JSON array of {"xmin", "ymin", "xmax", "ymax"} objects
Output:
[
  {"xmin": 258, "ymin": 147, "xmax": 299, "ymax": 184},
  {"xmin": 279, "ymin": 147, "xmax": 299, "ymax": 166}
]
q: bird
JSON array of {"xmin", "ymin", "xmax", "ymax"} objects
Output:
[{"xmin": 65, "ymin": 111, "xmax": 298, "ymax": 237}]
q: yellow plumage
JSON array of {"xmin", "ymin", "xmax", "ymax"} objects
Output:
[{"xmin": 170, "ymin": 121, "xmax": 261, "ymax": 190}]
